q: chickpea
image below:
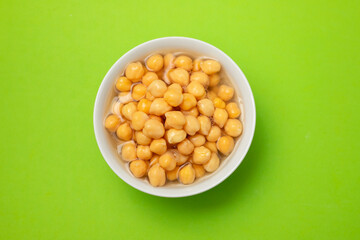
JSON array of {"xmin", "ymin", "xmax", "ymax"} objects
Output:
[
  {"xmin": 165, "ymin": 129, "xmax": 187, "ymax": 144},
  {"xmin": 147, "ymin": 80, "xmax": 167, "ymax": 98},
  {"xmin": 131, "ymin": 111, "xmax": 148, "ymax": 131},
  {"xmin": 209, "ymin": 74, "xmax": 220, "ymax": 87},
  {"xmin": 135, "ymin": 131, "xmax": 151, "ymax": 145},
  {"xmin": 168, "ymin": 83, "xmax": 183, "ymax": 92},
  {"xmin": 203, "ymin": 153, "xmax": 220, "ymax": 173},
  {"xmin": 174, "ymin": 55, "xmax": 193, "ymax": 71},
  {"xmin": 190, "ymin": 71, "xmax": 209, "ymax": 87},
  {"xmin": 213, "ymin": 97, "xmax": 226, "ymax": 109},
  {"xmin": 224, "ymin": 119, "xmax": 243, "ymax": 137},
  {"xmin": 146, "ymin": 54, "xmax": 164, "ymax": 72},
  {"xmin": 197, "ymin": 116, "xmax": 211, "ymax": 135},
  {"xmin": 193, "ymin": 164, "xmax": 205, "ymax": 178},
  {"xmin": 149, "ymin": 98, "xmax": 172, "ymax": 116},
  {"xmin": 177, "ymin": 138, "xmax": 194, "ymax": 155},
  {"xmin": 121, "ymin": 141, "xmax": 137, "ymax": 161},
  {"xmin": 184, "ymin": 115, "xmax": 200, "ymax": 136},
  {"xmin": 146, "ymin": 91, "xmax": 155, "ymax": 101},
  {"xmin": 164, "ymin": 53, "xmax": 175, "ymax": 69},
  {"xmin": 142, "ymin": 72, "xmax": 158, "ymax": 86},
  {"xmin": 186, "ymin": 81, "xmax": 205, "ymax": 100},
  {"xmin": 159, "ymin": 151, "xmax": 176, "ymax": 171},
  {"xmin": 116, "ymin": 122, "xmax": 133, "ymax": 141},
  {"xmin": 193, "ymin": 146, "xmax": 211, "ymax": 164},
  {"xmin": 189, "ymin": 134, "xmax": 206, "ymax": 147},
  {"xmin": 168, "ymin": 68, "xmax": 189, "ymax": 86},
  {"xmin": 118, "ymin": 91, "xmax": 133, "ymax": 104},
  {"xmin": 167, "ymin": 166, "xmax": 179, "ymax": 181},
  {"xmin": 213, "ymin": 108, "xmax": 228, "ymax": 128},
  {"xmin": 149, "ymin": 115, "xmax": 163, "ymax": 123},
  {"xmin": 200, "ymin": 59, "xmax": 221, "ymax": 75},
  {"xmin": 178, "ymin": 164, "xmax": 195, "ymax": 184},
  {"xmin": 217, "ymin": 135, "xmax": 234, "ymax": 156},
  {"xmin": 137, "ymin": 145, "xmax": 153, "ymax": 160},
  {"xmin": 121, "ymin": 102, "xmax": 137, "ymax": 120},
  {"xmin": 148, "ymin": 164, "xmax": 166, "ymax": 187},
  {"xmin": 131, "ymin": 84, "xmax": 147, "ymax": 101},
  {"xmin": 207, "ymin": 126, "xmax": 221, "ymax": 142},
  {"xmin": 173, "ymin": 150, "xmax": 189, "ymax": 165},
  {"xmin": 149, "ymin": 138, "xmax": 167, "ymax": 155},
  {"xmin": 142, "ymin": 119, "xmax": 165, "ymax": 139},
  {"xmin": 164, "ymin": 88, "xmax": 183, "ymax": 107},
  {"xmin": 204, "ymin": 142, "xmax": 218, "ymax": 153},
  {"xmin": 137, "ymin": 99, "xmax": 152, "ymax": 114},
  {"xmin": 115, "ymin": 76, "xmax": 132, "ymax": 92},
  {"xmin": 192, "ymin": 59, "xmax": 201, "ymax": 71},
  {"xmin": 149, "ymin": 155, "xmax": 159, "ymax": 167},
  {"xmin": 165, "ymin": 111, "xmax": 186, "ymax": 129},
  {"xmin": 182, "ymin": 107, "xmax": 199, "ymax": 117},
  {"xmin": 125, "ymin": 62, "xmax": 145, "ymax": 81},
  {"xmin": 207, "ymin": 90, "xmax": 217, "ymax": 101},
  {"xmin": 130, "ymin": 160, "xmax": 148, "ymax": 178},
  {"xmin": 218, "ymin": 85, "xmax": 234, "ymax": 101},
  {"xmin": 179, "ymin": 93, "xmax": 197, "ymax": 110},
  {"xmin": 197, "ymin": 99, "xmax": 215, "ymax": 117},
  {"xmin": 226, "ymin": 102, "xmax": 241, "ymax": 118},
  {"xmin": 104, "ymin": 114, "xmax": 120, "ymax": 132}
]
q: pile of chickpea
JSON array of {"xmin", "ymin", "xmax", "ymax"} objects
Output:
[{"xmin": 104, "ymin": 53, "xmax": 243, "ymax": 187}]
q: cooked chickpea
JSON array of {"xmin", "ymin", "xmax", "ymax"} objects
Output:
[
  {"xmin": 115, "ymin": 76, "xmax": 132, "ymax": 92},
  {"xmin": 137, "ymin": 145, "xmax": 152, "ymax": 160},
  {"xmin": 186, "ymin": 81, "xmax": 205, "ymax": 100},
  {"xmin": 159, "ymin": 151, "xmax": 176, "ymax": 171},
  {"xmin": 192, "ymin": 59, "xmax": 201, "ymax": 71},
  {"xmin": 200, "ymin": 59, "xmax": 221, "ymax": 75},
  {"xmin": 168, "ymin": 68, "xmax": 189, "ymax": 86},
  {"xmin": 131, "ymin": 84, "xmax": 146, "ymax": 101},
  {"xmin": 174, "ymin": 55, "xmax": 193, "ymax": 71},
  {"xmin": 213, "ymin": 97, "xmax": 226, "ymax": 109},
  {"xmin": 224, "ymin": 119, "xmax": 243, "ymax": 137},
  {"xmin": 209, "ymin": 74, "xmax": 220, "ymax": 87},
  {"xmin": 165, "ymin": 129, "xmax": 187, "ymax": 144},
  {"xmin": 189, "ymin": 134, "xmax": 206, "ymax": 147},
  {"xmin": 193, "ymin": 146, "xmax": 211, "ymax": 164},
  {"xmin": 116, "ymin": 122, "xmax": 133, "ymax": 141},
  {"xmin": 167, "ymin": 166, "xmax": 179, "ymax": 181},
  {"xmin": 207, "ymin": 126, "xmax": 221, "ymax": 142},
  {"xmin": 184, "ymin": 115, "xmax": 200, "ymax": 136},
  {"xmin": 142, "ymin": 72, "xmax": 158, "ymax": 86},
  {"xmin": 148, "ymin": 164, "xmax": 166, "ymax": 187},
  {"xmin": 177, "ymin": 138, "xmax": 194, "ymax": 155},
  {"xmin": 164, "ymin": 53, "xmax": 175, "ymax": 69},
  {"xmin": 130, "ymin": 160, "xmax": 148, "ymax": 178},
  {"xmin": 193, "ymin": 164, "xmax": 205, "ymax": 178},
  {"xmin": 197, "ymin": 99, "xmax": 215, "ymax": 116},
  {"xmin": 149, "ymin": 98, "xmax": 172, "ymax": 116},
  {"xmin": 147, "ymin": 80, "xmax": 167, "ymax": 98},
  {"xmin": 168, "ymin": 83, "xmax": 183, "ymax": 92},
  {"xmin": 218, "ymin": 85, "xmax": 234, "ymax": 101},
  {"xmin": 207, "ymin": 90, "xmax": 217, "ymax": 101},
  {"xmin": 131, "ymin": 111, "xmax": 148, "ymax": 130},
  {"xmin": 164, "ymin": 89, "xmax": 183, "ymax": 107},
  {"xmin": 203, "ymin": 153, "xmax": 220, "ymax": 172},
  {"xmin": 164, "ymin": 111, "xmax": 186, "ymax": 129},
  {"xmin": 146, "ymin": 54, "xmax": 164, "ymax": 72},
  {"xmin": 149, "ymin": 138, "xmax": 167, "ymax": 155},
  {"xmin": 190, "ymin": 71, "xmax": 209, "ymax": 87},
  {"xmin": 137, "ymin": 99, "xmax": 152, "ymax": 114},
  {"xmin": 121, "ymin": 102, "xmax": 137, "ymax": 120},
  {"xmin": 213, "ymin": 108, "xmax": 228, "ymax": 128},
  {"xmin": 142, "ymin": 119, "xmax": 165, "ymax": 139},
  {"xmin": 217, "ymin": 135, "xmax": 234, "ymax": 156},
  {"xmin": 179, "ymin": 93, "xmax": 197, "ymax": 110},
  {"xmin": 178, "ymin": 164, "xmax": 195, "ymax": 184},
  {"xmin": 135, "ymin": 131, "xmax": 151, "ymax": 145},
  {"xmin": 149, "ymin": 155, "xmax": 159, "ymax": 167},
  {"xmin": 146, "ymin": 91, "xmax": 155, "ymax": 101},
  {"xmin": 226, "ymin": 102, "xmax": 241, "ymax": 118},
  {"xmin": 104, "ymin": 114, "xmax": 120, "ymax": 132},
  {"xmin": 118, "ymin": 91, "xmax": 133, "ymax": 103},
  {"xmin": 149, "ymin": 115, "xmax": 163, "ymax": 123},
  {"xmin": 204, "ymin": 142, "xmax": 218, "ymax": 153},
  {"xmin": 173, "ymin": 150, "xmax": 189, "ymax": 165},
  {"xmin": 121, "ymin": 142, "xmax": 137, "ymax": 161},
  {"xmin": 197, "ymin": 116, "xmax": 211, "ymax": 135},
  {"xmin": 182, "ymin": 107, "xmax": 199, "ymax": 117},
  {"xmin": 125, "ymin": 62, "xmax": 145, "ymax": 81}
]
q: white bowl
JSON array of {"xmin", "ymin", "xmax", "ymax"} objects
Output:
[{"xmin": 93, "ymin": 37, "xmax": 256, "ymax": 198}]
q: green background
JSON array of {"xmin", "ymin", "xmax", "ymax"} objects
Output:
[{"xmin": 1, "ymin": 0, "xmax": 359, "ymax": 239}]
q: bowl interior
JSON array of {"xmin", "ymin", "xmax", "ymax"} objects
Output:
[{"xmin": 94, "ymin": 37, "xmax": 256, "ymax": 197}]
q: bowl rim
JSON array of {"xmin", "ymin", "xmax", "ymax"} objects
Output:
[{"xmin": 93, "ymin": 36, "xmax": 256, "ymax": 197}]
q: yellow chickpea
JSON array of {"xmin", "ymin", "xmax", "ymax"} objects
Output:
[
  {"xmin": 118, "ymin": 91, "xmax": 133, "ymax": 104},
  {"xmin": 192, "ymin": 59, "xmax": 201, "ymax": 71},
  {"xmin": 159, "ymin": 151, "xmax": 177, "ymax": 171},
  {"xmin": 168, "ymin": 83, "xmax": 183, "ymax": 92},
  {"xmin": 197, "ymin": 116, "xmax": 211, "ymax": 135},
  {"xmin": 213, "ymin": 108, "xmax": 228, "ymax": 128},
  {"xmin": 148, "ymin": 164, "xmax": 166, "ymax": 187},
  {"xmin": 147, "ymin": 80, "xmax": 167, "ymax": 98},
  {"xmin": 226, "ymin": 102, "xmax": 241, "ymax": 118},
  {"xmin": 164, "ymin": 88, "xmax": 183, "ymax": 107},
  {"xmin": 217, "ymin": 135, "xmax": 234, "ymax": 156},
  {"xmin": 135, "ymin": 131, "xmax": 151, "ymax": 145},
  {"xmin": 146, "ymin": 91, "xmax": 155, "ymax": 101},
  {"xmin": 146, "ymin": 54, "xmax": 164, "ymax": 72},
  {"xmin": 142, "ymin": 119, "xmax": 165, "ymax": 139},
  {"xmin": 115, "ymin": 76, "xmax": 132, "ymax": 92},
  {"xmin": 121, "ymin": 102, "xmax": 137, "ymax": 120},
  {"xmin": 182, "ymin": 107, "xmax": 199, "ymax": 117},
  {"xmin": 121, "ymin": 141, "xmax": 137, "ymax": 161},
  {"xmin": 179, "ymin": 93, "xmax": 197, "ymax": 110},
  {"xmin": 203, "ymin": 153, "xmax": 220, "ymax": 173},
  {"xmin": 149, "ymin": 115, "xmax": 163, "ymax": 123},
  {"xmin": 207, "ymin": 90, "xmax": 217, "ymax": 101},
  {"xmin": 207, "ymin": 126, "xmax": 221, "ymax": 142},
  {"xmin": 142, "ymin": 72, "xmax": 158, "ymax": 86},
  {"xmin": 197, "ymin": 99, "xmax": 215, "ymax": 117},
  {"xmin": 213, "ymin": 97, "xmax": 226, "ymax": 109},
  {"xmin": 224, "ymin": 119, "xmax": 243, "ymax": 137},
  {"xmin": 129, "ymin": 160, "xmax": 148, "ymax": 178},
  {"xmin": 168, "ymin": 68, "xmax": 189, "ymax": 86},
  {"xmin": 186, "ymin": 81, "xmax": 205, "ymax": 100},
  {"xmin": 190, "ymin": 71, "xmax": 209, "ymax": 87},
  {"xmin": 193, "ymin": 146, "xmax": 211, "ymax": 164},
  {"xmin": 131, "ymin": 111, "xmax": 149, "ymax": 130},
  {"xmin": 200, "ymin": 59, "xmax": 221, "ymax": 75},
  {"xmin": 131, "ymin": 84, "xmax": 147, "ymax": 101},
  {"xmin": 177, "ymin": 138, "xmax": 194, "ymax": 155},
  {"xmin": 125, "ymin": 62, "xmax": 145, "ymax": 82},
  {"xmin": 217, "ymin": 85, "xmax": 234, "ymax": 101},
  {"xmin": 136, "ymin": 145, "xmax": 152, "ymax": 160},
  {"xmin": 164, "ymin": 53, "xmax": 175, "ymax": 69},
  {"xmin": 189, "ymin": 134, "xmax": 206, "ymax": 147},
  {"xmin": 149, "ymin": 138, "xmax": 167, "ymax": 155},
  {"xmin": 173, "ymin": 150, "xmax": 189, "ymax": 166},
  {"xmin": 149, "ymin": 98, "xmax": 172, "ymax": 116},
  {"xmin": 178, "ymin": 164, "xmax": 195, "ymax": 184},
  {"xmin": 165, "ymin": 129, "xmax": 187, "ymax": 144},
  {"xmin": 164, "ymin": 111, "xmax": 186, "ymax": 129},
  {"xmin": 209, "ymin": 74, "xmax": 220, "ymax": 87},
  {"xmin": 184, "ymin": 115, "xmax": 200, "ymax": 136},
  {"xmin": 116, "ymin": 122, "xmax": 133, "ymax": 141},
  {"xmin": 166, "ymin": 166, "xmax": 179, "ymax": 181},
  {"xmin": 104, "ymin": 114, "xmax": 121, "ymax": 132},
  {"xmin": 149, "ymin": 155, "xmax": 159, "ymax": 167},
  {"xmin": 137, "ymin": 99, "xmax": 152, "ymax": 114},
  {"xmin": 204, "ymin": 142, "xmax": 218, "ymax": 153},
  {"xmin": 174, "ymin": 55, "xmax": 193, "ymax": 71},
  {"xmin": 193, "ymin": 164, "xmax": 205, "ymax": 178}
]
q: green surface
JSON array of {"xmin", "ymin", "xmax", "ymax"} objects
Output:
[{"xmin": 1, "ymin": 0, "xmax": 360, "ymax": 239}]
